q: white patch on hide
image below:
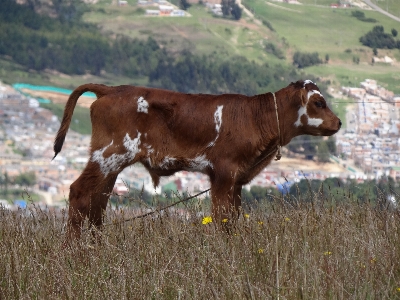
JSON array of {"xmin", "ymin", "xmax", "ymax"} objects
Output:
[
  {"xmin": 92, "ymin": 132, "xmax": 142, "ymax": 176},
  {"xmin": 308, "ymin": 117, "xmax": 323, "ymax": 127},
  {"xmin": 307, "ymin": 90, "xmax": 322, "ymax": 100},
  {"xmin": 294, "ymin": 91, "xmax": 324, "ymax": 128},
  {"xmin": 187, "ymin": 155, "xmax": 213, "ymax": 172},
  {"xmin": 208, "ymin": 105, "xmax": 223, "ymax": 147},
  {"xmin": 144, "ymin": 144, "xmax": 154, "ymax": 166},
  {"xmin": 137, "ymin": 96, "xmax": 149, "ymax": 114},
  {"xmin": 303, "ymin": 79, "xmax": 315, "ymax": 86},
  {"xmin": 160, "ymin": 156, "xmax": 177, "ymax": 169},
  {"xmin": 294, "ymin": 106, "xmax": 307, "ymax": 127}
]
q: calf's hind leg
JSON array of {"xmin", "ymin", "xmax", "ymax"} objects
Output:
[{"xmin": 66, "ymin": 161, "xmax": 118, "ymax": 242}]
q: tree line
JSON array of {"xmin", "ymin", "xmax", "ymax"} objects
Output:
[{"xmin": 242, "ymin": 176, "xmax": 400, "ymax": 206}]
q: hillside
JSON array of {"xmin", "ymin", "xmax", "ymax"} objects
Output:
[{"xmin": 2, "ymin": 0, "xmax": 400, "ymax": 94}]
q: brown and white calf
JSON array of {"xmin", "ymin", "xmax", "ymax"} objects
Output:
[{"xmin": 53, "ymin": 80, "xmax": 341, "ymax": 240}]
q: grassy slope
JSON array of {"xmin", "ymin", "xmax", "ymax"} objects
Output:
[
  {"xmin": 85, "ymin": 0, "xmax": 400, "ymax": 93},
  {"xmin": 242, "ymin": 0, "xmax": 400, "ymax": 92},
  {"xmin": 3, "ymin": 0, "xmax": 400, "ymax": 93},
  {"xmin": 370, "ymin": 0, "xmax": 400, "ymax": 17}
]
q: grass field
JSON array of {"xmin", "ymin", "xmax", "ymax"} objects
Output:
[
  {"xmin": 370, "ymin": 0, "xmax": 400, "ymax": 18},
  {"xmin": 1, "ymin": 193, "xmax": 400, "ymax": 299}
]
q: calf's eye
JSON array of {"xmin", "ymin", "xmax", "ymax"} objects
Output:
[{"xmin": 315, "ymin": 101, "xmax": 323, "ymax": 108}]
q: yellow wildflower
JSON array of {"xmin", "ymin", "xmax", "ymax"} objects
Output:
[
  {"xmin": 222, "ymin": 218, "xmax": 228, "ymax": 223},
  {"xmin": 257, "ymin": 221, "xmax": 264, "ymax": 225},
  {"xmin": 284, "ymin": 217, "xmax": 290, "ymax": 222},
  {"xmin": 244, "ymin": 214, "xmax": 250, "ymax": 219},
  {"xmin": 396, "ymin": 287, "xmax": 400, "ymax": 292},
  {"xmin": 202, "ymin": 216, "xmax": 213, "ymax": 225},
  {"xmin": 324, "ymin": 251, "xmax": 332, "ymax": 256},
  {"xmin": 258, "ymin": 248, "xmax": 264, "ymax": 254}
]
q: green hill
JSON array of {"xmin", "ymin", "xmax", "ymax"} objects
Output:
[{"xmin": 1, "ymin": 0, "xmax": 400, "ymax": 93}]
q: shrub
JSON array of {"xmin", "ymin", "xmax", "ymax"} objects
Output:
[
  {"xmin": 292, "ymin": 51, "xmax": 322, "ymax": 68},
  {"xmin": 264, "ymin": 42, "xmax": 285, "ymax": 60}
]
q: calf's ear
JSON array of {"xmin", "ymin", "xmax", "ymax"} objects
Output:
[{"xmin": 297, "ymin": 88, "xmax": 308, "ymax": 107}]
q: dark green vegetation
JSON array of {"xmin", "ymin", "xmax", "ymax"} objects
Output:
[
  {"xmin": 292, "ymin": 51, "xmax": 323, "ymax": 69},
  {"xmin": 359, "ymin": 25, "xmax": 400, "ymax": 49},
  {"xmin": 0, "ymin": 171, "xmax": 39, "ymax": 202},
  {"xmin": 1, "ymin": 191, "xmax": 400, "ymax": 298},
  {"xmin": 351, "ymin": 10, "xmax": 377, "ymax": 23},
  {"xmin": 221, "ymin": 0, "xmax": 242, "ymax": 20},
  {"xmin": 289, "ymin": 176, "xmax": 400, "ymax": 204}
]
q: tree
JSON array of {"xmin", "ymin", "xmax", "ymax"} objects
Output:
[
  {"xmin": 287, "ymin": 135, "xmax": 320, "ymax": 160},
  {"xmin": 392, "ymin": 28, "xmax": 398, "ymax": 37},
  {"xmin": 325, "ymin": 54, "xmax": 329, "ymax": 63},
  {"xmin": 221, "ymin": 0, "xmax": 242, "ymax": 20},
  {"xmin": 292, "ymin": 51, "xmax": 322, "ymax": 68},
  {"xmin": 179, "ymin": 0, "xmax": 191, "ymax": 11},
  {"xmin": 316, "ymin": 141, "xmax": 330, "ymax": 163},
  {"xmin": 250, "ymin": 186, "xmax": 268, "ymax": 201},
  {"xmin": 373, "ymin": 48, "xmax": 378, "ymax": 56},
  {"xmin": 231, "ymin": 3, "xmax": 242, "ymax": 20},
  {"xmin": 359, "ymin": 26, "xmax": 397, "ymax": 49},
  {"xmin": 326, "ymin": 136, "xmax": 337, "ymax": 155},
  {"xmin": 14, "ymin": 171, "xmax": 36, "ymax": 187}
]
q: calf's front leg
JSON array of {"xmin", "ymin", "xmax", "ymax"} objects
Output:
[{"xmin": 210, "ymin": 168, "xmax": 239, "ymax": 223}]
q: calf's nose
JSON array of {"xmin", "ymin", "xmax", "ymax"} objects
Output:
[{"xmin": 338, "ymin": 119, "xmax": 342, "ymax": 128}]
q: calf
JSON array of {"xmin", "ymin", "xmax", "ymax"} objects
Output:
[{"xmin": 54, "ymin": 80, "xmax": 341, "ymax": 240}]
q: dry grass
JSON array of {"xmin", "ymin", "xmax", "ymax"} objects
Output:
[{"xmin": 1, "ymin": 193, "xmax": 400, "ymax": 299}]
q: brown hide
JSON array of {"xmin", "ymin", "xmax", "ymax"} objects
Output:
[{"xmin": 54, "ymin": 80, "xmax": 341, "ymax": 240}]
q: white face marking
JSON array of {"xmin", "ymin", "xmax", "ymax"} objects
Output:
[
  {"xmin": 307, "ymin": 90, "xmax": 322, "ymax": 100},
  {"xmin": 187, "ymin": 155, "xmax": 213, "ymax": 171},
  {"xmin": 303, "ymin": 79, "xmax": 315, "ymax": 86},
  {"xmin": 208, "ymin": 105, "xmax": 223, "ymax": 147},
  {"xmin": 137, "ymin": 96, "xmax": 149, "ymax": 114},
  {"xmin": 91, "ymin": 132, "xmax": 142, "ymax": 176},
  {"xmin": 294, "ymin": 90, "xmax": 324, "ymax": 127}
]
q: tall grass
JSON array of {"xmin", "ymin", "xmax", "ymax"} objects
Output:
[{"xmin": 1, "ymin": 190, "xmax": 400, "ymax": 299}]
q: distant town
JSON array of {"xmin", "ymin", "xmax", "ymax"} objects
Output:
[{"xmin": 0, "ymin": 79, "xmax": 399, "ymax": 208}]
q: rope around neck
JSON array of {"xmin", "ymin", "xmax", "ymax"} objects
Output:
[{"xmin": 272, "ymin": 93, "xmax": 282, "ymax": 161}]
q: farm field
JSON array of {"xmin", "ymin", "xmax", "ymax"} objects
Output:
[
  {"xmin": 1, "ymin": 195, "xmax": 399, "ymax": 299},
  {"xmin": 370, "ymin": 0, "xmax": 400, "ymax": 17}
]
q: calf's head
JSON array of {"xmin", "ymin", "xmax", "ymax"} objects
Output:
[{"xmin": 286, "ymin": 80, "xmax": 341, "ymax": 136}]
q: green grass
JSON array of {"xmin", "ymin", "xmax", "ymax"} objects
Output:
[
  {"xmin": 1, "ymin": 193, "xmax": 400, "ymax": 298},
  {"xmin": 299, "ymin": 0, "xmax": 336, "ymax": 5},
  {"xmin": 244, "ymin": 0, "xmax": 397, "ymax": 58},
  {"xmin": 304, "ymin": 62, "xmax": 400, "ymax": 93},
  {"xmin": 82, "ymin": 3, "xmax": 275, "ymax": 63},
  {"xmin": 370, "ymin": 0, "xmax": 400, "ymax": 18}
]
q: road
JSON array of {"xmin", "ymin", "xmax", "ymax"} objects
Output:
[{"xmin": 363, "ymin": 0, "xmax": 400, "ymax": 22}]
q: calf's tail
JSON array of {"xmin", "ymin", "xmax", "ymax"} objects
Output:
[{"xmin": 53, "ymin": 83, "xmax": 113, "ymax": 159}]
